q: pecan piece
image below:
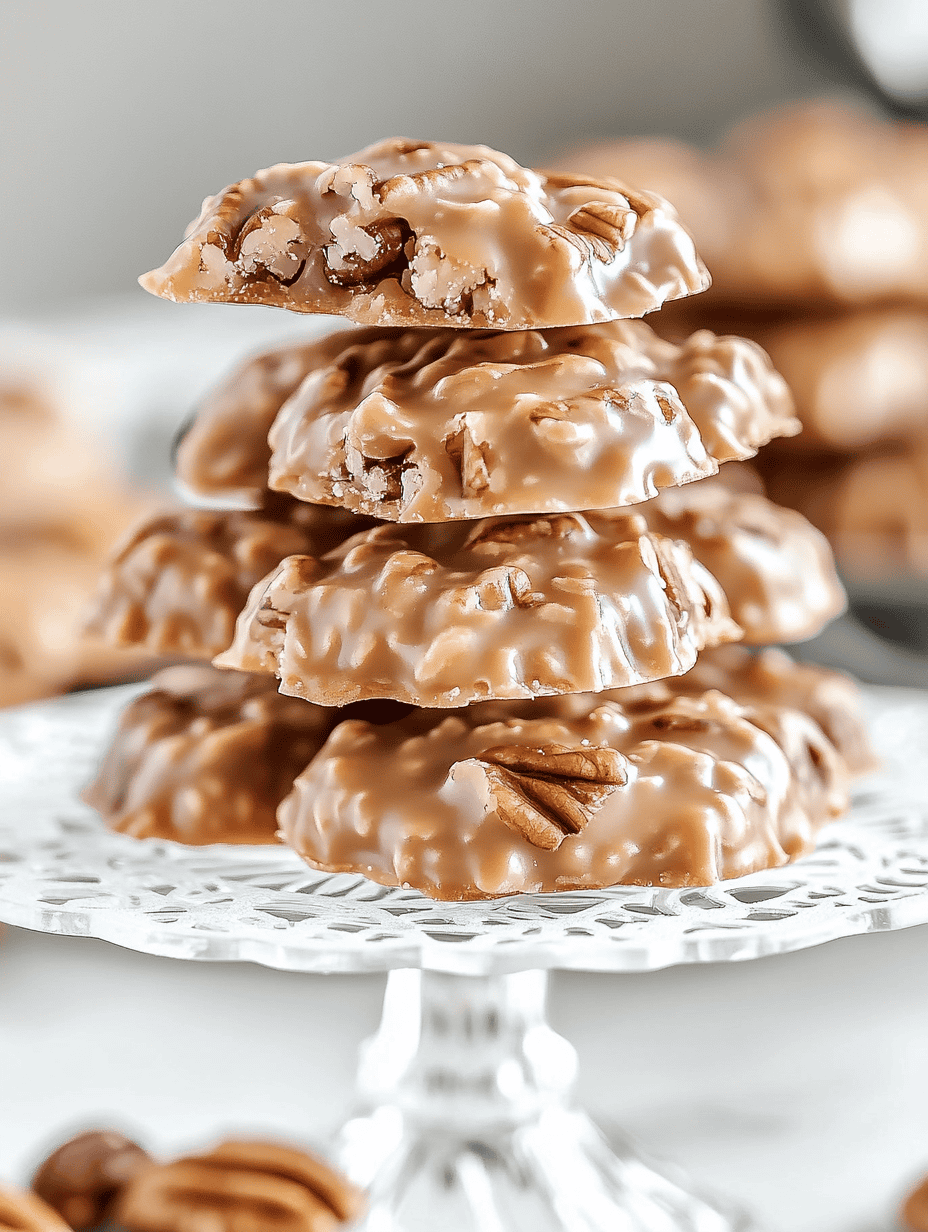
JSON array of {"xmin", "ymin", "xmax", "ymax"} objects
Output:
[
  {"xmin": 0, "ymin": 1182, "xmax": 70, "ymax": 1232},
  {"xmin": 324, "ymin": 218, "xmax": 412, "ymax": 286},
  {"xmin": 565, "ymin": 200, "xmax": 636, "ymax": 261},
  {"xmin": 32, "ymin": 1130, "xmax": 151, "ymax": 1230},
  {"xmin": 444, "ymin": 418, "xmax": 490, "ymax": 494},
  {"xmin": 114, "ymin": 1138, "xmax": 364, "ymax": 1232},
  {"xmin": 480, "ymin": 742, "xmax": 628, "ymax": 850}
]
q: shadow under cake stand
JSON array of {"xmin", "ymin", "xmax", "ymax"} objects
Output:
[{"xmin": 2, "ymin": 686, "xmax": 928, "ymax": 1230}]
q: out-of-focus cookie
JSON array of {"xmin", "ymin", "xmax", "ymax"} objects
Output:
[
  {"xmin": 279, "ymin": 688, "xmax": 847, "ymax": 899},
  {"xmin": 748, "ymin": 309, "xmax": 928, "ymax": 451},
  {"xmin": 141, "ymin": 137, "xmax": 709, "ymax": 329},
  {"xmin": 83, "ymin": 666, "xmax": 340, "ymax": 844},
  {"xmin": 87, "ymin": 501, "xmax": 373, "ymax": 659},
  {"xmin": 759, "ymin": 443, "xmax": 928, "ymax": 580},
  {"xmin": 217, "ymin": 512, "xmax": 739, "ymax": 708},
  {"xmin": 264, "ymin": 320, "xmax": 796, "ymax": 522},
  {"xmin": 718, "ymin": 100, "xmax": 928, "ymax": 307},
  {"xmin": 0, "ymin": 523, "xmax": 154, "ymax": 710},
  {"xmin": 637, "ymin": 482, "xmax": 846, "ymax": 642}
]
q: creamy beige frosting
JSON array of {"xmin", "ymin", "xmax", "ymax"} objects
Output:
[
  {"xmin": 83, "ymin": 666, "xmax": 340, "ymax": 845},
  {"xmin": 141, "ymin": 138, "xmax": 709, "ymax": 329},
  {"xmin": 217, "ymin": 511, "xmax": 739, "ymax": 707},
  {"xmin": 638, "ymin": 482, "xmax": 846, "ymax": 643},
  {"xmin": 279, "ymin": 687, "xmax": 847, "ymax": 899},
  {"xmin": 263, "ymin": 320, "xmax": 797, "ymax": 522},
  {"xmin": 87, "ymin": 501, "xmax": 372, "ymax": 659}
]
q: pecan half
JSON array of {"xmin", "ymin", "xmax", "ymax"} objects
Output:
[
  {"xmin": 32, "ymin": 1130, "xmax": 151, "ymax": 1230},
  {"xmin": 0, "ymin": 1182, "xmax": 70, "ymax": 1232},
  {"xmin": 114, "ymin": 1138, "xmax": 364, "ymax": 1232},
  {"xmin": 480, "ymin": 742, "xmax": 628, "ymax": 850}
]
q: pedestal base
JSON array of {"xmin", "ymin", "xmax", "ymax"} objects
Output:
[{"xmin": 337, "ymin": 971, "xmax": 758, "ymax": 1231}]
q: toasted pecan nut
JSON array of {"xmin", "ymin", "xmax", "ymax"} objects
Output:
[
  {"xmin": 480, "ymin": 743, "xmax": 629, "ymax": 849},
  {"xmin": 0, "ymin": 1182, "xmax": 70, "ymax": 1232},
  {"xmin": 32, "ymin": 1130, "xmax": 151, "ymax": 1230},
  {"xmin": 113, "ymin": 1139, "xmax": 364, "ymax": 1232}
]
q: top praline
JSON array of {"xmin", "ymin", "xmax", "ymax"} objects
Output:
[{"xmin": 140, "ymin": 137, "xmax": 710, "ymax": 329}]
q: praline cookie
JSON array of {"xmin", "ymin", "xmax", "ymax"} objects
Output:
[
  {"xmin": 264, "ymin": 320, "xmax": 797, "ymax": 522},
  {"xmin": 141, "ymin": 137, "xmax": 709, "ymax": 328},
  {"xmin": 83, "ymin": 665, "xmax": 339, "ymax": 844},
  {"xmin": 217, "ymin": 511, "xmax": 739, "ymax": 707},
  {"xmin": 87, "ymin": 501, "xmax": 372, "ymax": 659},
  {"xmin": 279, "ymin": 688, "xmax": 847, "ymax": 899}
]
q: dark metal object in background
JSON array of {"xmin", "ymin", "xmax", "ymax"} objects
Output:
[{"xmin": 780, "ymin": 0, "xmax": 928, "ymax": 118}]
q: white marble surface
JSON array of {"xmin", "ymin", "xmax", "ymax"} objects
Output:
[{"xmin": 0, "ymin": 921, "xmax": 925, "ymax": 1231}]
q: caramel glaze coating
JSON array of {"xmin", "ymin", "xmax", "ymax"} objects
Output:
[
  {"xmin": 83, "ymin": 666, "xmax": 341, "ymax": 844},
  {"xmin": 32, "ymin": 1131, "xmax": 151, "ymax": 1231},
  {"xmin": 217, "ymin": 511, "xmax": 739, "ymax": 708},
  {"xmin": 141, "ymin": 137, "xmax": 709, "ymax": 329},
  {"xmin": 114, "ymin": 1139, "xmax": 364, "ymax": 1232},
  {"xmin": 86, "ymin": 499, "xmax": 374, "ymax": 660},
  {"xmin": 279, "ymin": 686, "xmax": 848, "ymax": 899},
  {"xmin": 0, "ymin": 1183, "xmax": 70, "ymax": 1232},
  {"xmin": 264, "ymin": 320, "xmax": 797, "ymax": 522}
]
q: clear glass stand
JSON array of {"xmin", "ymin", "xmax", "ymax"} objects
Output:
[
  {"xmin": 3, "ymin": 684, "xmax": 928, "ymax": 1229},
  {"xmin": 336, "ymin": 969, "xmax": 755, "ymax": 1230}
]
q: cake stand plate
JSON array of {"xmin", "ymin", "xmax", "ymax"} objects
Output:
[{"xmin": 2, "ymin": 683, "xmax": 928, "ymax": 1231}]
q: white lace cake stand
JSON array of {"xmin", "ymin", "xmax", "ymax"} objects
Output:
[{"xmin": 3, "ymin": 685, "xmax": 928, "ymax": 1231}]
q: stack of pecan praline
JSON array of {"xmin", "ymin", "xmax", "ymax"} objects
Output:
[{"xmin": 85, "ymin": 138, "xmax": 871, "ymax": 899}]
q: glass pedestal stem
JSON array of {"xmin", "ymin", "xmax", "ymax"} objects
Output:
[{"xmin": 336, "ymin": 969, "xmax": 759, "ymax": 1231}]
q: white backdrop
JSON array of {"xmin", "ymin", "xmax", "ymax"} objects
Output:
[{"xmin": 1, "ymin": 0, "xmax": 840, "ymax": 310}]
